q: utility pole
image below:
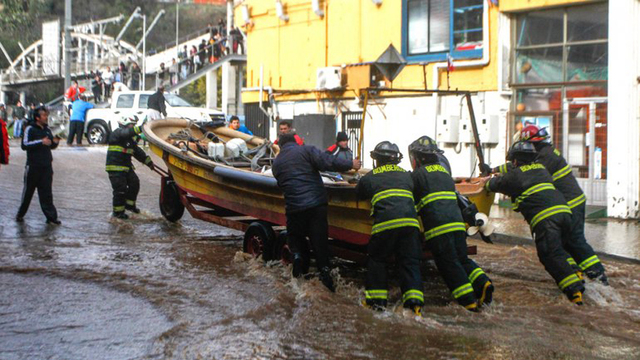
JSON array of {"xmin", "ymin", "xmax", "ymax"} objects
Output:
[
  {"xmin": 64, "ymin": 0, "xmax": 72, "ymax": 90},
  {"xmin": 176, "ymin": 0, "xmax": 180, "ymax": 58}
]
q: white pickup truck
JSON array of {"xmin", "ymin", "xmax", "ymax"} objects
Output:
[{"xmin": 84, "ymin": 91, "xmax": 226, "ymax": 144}]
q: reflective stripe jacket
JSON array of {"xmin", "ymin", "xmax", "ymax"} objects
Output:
[
  {"xmin": 486, "ymin": 162, "xmax": 571, "ymax": 229},
  {"xmin": 356, "ymin": 164, "xmax": 420, "ymax": 235},
  {"xmin": 105, "ymin": 125, "xmax": 151, "ymax": 172},
  {"xmin": 412, "ymin": 163, "xmax": 466, "ymax": 240},
  {"xmin": 535, "ymin": 143, "xmax": 585, "ymax": 208}
]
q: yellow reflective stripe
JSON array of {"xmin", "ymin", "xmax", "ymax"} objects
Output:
[
  {"xmin": 452, "ymin": 283, "xmax": 474, "ymax": 299},
  {"xmin": 552, "ymin": 164, "xmax": 572, "ymax": 181},
  {"xmin": 530, "ymin": 205, "xmax": 572, "ymax": 229},
  {"xmin": 365, "ymin": 289, "xmax": 388, "ymax": 300},
  {"xmin": 371, "ymin": 189, "xmax": 414, "ymax": 207},
  {"xmin": 578, "ymin": 255, "xmax": 601, "ymax": 271},
  {"xmin": 371, "ymin": 218, "xmax": 421, "ymax": 235},
  {"xmin": 468, "ymin": 268, "xmax": 486, "ymax": 284},
  {"xmin": 402, "ymin": 290, "xmax": 424, "ymax": 302},
  {"xmin": 485, "ymin": 180, "xmax": 491, "ymax": 191},
  {"xmin": 567, "ymin": 194, "xmax": 586, "ymax": 209},
  {"xmin": 144, "ymin": 156, "xmax": 152, "ymax": 164},
  {"xmin": 113, "ymin": 206, "xmax": 125, "ymax": 212},
  {"xmin": 108, "ymin": 145, "xmax": 134, "ymax": 154},
  {"xmin": 126, "ymin": 200, "xmax": 135, "ymax": 206},
  {"xmin": 567, "ymin": 257, "xmax": 577, "ymax": 266},
  {"xmin": 424, "ymin": 222, "xmax": 467, "ymax": 241},
  {"xmin": 105, "ymin": 165, "xmax": 130, "ymax": 172},
  {"xmin": 134, "ymin": 126, "xmax": 142, "ymax": 134},
  {"xmin": 559, "ymin": 273, "xmax": 582, "ymax": 290},
  {"xmin": 499, "ymin": 164, "xmax": 509, "ymax": 174},
  {"xmin": 416, "ymin": 191, "xmax": 457, "ymax": 211},
  {"xmin": 513, "ymin": 183, "xmax": 556, "ymax": 210}
]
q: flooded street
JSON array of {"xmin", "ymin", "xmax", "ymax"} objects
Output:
[{"xmin": 1, "ymin": 143, "xmax": 640, "ymax": 359}]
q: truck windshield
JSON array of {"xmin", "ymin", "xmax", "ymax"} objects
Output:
[{"xmin": 165, "ymin": 94, "xmax": 192, "ymax": 107}]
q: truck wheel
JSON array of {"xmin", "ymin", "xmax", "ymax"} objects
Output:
[
  {"xmin": 87, "ymin": 121, "xmax": 109, "ymax": 144},
  {"xmin": 243, "ymin": 222, "xmax": 276, "ymax": 261},
  {"xmin": 159, "ymin": 180, "xmax": 185, "ymax": 222}
]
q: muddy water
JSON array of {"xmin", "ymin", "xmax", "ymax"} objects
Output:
[{"xmin": 0, "ymin": 144, "xmax": 640, "ymax": 359}]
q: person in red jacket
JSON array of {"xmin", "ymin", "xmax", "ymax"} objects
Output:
[
  {"xmin": 274, "ymin": 120, "xmax": 304, "ymax": 146},
  {"xmin": 0, "ymin": 108, "xmax": 9, "ymax": 169}
]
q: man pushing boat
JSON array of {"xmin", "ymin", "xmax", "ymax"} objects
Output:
[{"xmin": 272, "ymin": 133, "xmax": 361, "ymax": 291}]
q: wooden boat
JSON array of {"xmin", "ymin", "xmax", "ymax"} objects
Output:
[{"xmin": 143, "ymin": 118, "xmax": 494, "ymax": 262}]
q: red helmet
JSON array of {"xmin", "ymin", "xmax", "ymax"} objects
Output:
[{"xmin": 521, "ymin": 125, "xmax": 550, "ymax": 143}]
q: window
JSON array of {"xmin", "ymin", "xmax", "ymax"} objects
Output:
[
  {"xmin": 403, "ymin": 0, "xmax": 484, "ymax": 62},
  {"xmin": 116, "ymin": 94, "xmax": 135, "ymax": 108},
  {"xmin": 139, "ymin": 95, "xmax": 150, "ymax": 109},
  {"xmin": 514, "ymin": 3, "xmax": 608, "ymax": 84}
]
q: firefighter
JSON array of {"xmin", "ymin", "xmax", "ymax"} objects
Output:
[
  {"xmin": 106, "ymin": 116, "xmax": 154, "ymax": 219},
  {"xmin": 409, "ymin": 136, "xmax": 493, "ymax": 312},
  {"xmin": 486, "ymin": 125, "xmax": 607, "ymax": 284},
  {"xmin": 356, "ymin": 141, "xmax": 424, "ymax": 314},
  {"xmin": 485, "ymin": 141, "xmax": 585, "ymax": 305}
]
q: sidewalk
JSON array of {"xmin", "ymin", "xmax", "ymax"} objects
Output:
[{"xmin": 490, "ymin": 204, "xmax": 640, "ymax": 261}]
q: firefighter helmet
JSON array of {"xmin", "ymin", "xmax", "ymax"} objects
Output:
[
  {"xmin": 520, "ymin": 124, "xmax": 550, "ymax": 143},
  {"xmin": 118, "ymin": 115, "xmax": 138, "ymax": 127},
  {"xmin": 506, "ymin": 141, "xmax": 537, "ymax": 164},
  {"xmin": 370, "ymin": 141, "xmax": 402, "ymax": 164},
  {"xmin": 408, "ymin": 136, "xmax": 441, "ymax": 167}
]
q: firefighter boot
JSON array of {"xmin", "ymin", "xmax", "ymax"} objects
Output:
[
  {"xmin": 125, "ymin": 205, "xmax": 141, "ymax": 214},
  {"xmin": 318, "ymin": 267, "xmax": 335, "ymax": 292},
  {"xmin": 362, "ymin": 299, "xmax": 387, "ymax": 312},
  {"xmin": 112, "ymin": 211, "xmax": 129, "ymax": 220},
  {"xmin": 458, "ymin": 294, "xmax": 480, "ymax": 312},
  {"xmin": 403, "ymin": 298, "xmax": 423, "ymax": 316},
  {"xmin": 585, "ymin": 269, "xmax": 609, "ymax": 286},
  {"xmin": 563, "ymin": 283, "xmax": 585, "ymax": 306},
  {"xmin": 292, "ymin": 253, "xmax": 304, "ymax": 278},
  {"xmin": 479, "ymin": 281, "xmax": 494, "ymax": 306}
]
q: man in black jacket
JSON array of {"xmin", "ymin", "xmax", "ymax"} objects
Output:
[
  {"xmin": 486, "ymin": 142, "xmax": 585, "ymax": 305},
  {"xmin": 488, "ymin": 125, "xmax": 607, "ymax": 284},
  {"xmin": 106, "ymin": 116, "xmax": 154, "ymax": 219},
  {"xmin": 409, "ymin": 136, "xmax": 492, "ymax": 312},
  {"xmin": 16, "ymin": 107, "xmax": 61, "ymax": 224},
  {"xmin": 147, "ymin": 86, "xmax": 167, "ymax": 121},
  {"xmin": 272, "ymin": 133, "xmax": 361, "ymax": 291},
  {"xmin": 356, "ymin": 141, "xmax": 423, "ymax": 314}
]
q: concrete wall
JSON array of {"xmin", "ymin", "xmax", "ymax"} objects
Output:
[{"xmin": 607, "ymin": 0, "xmax": 640, "ymax": 218}]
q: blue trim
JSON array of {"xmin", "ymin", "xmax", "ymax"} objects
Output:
[{"xmin": 402, "ymin": 0, "xmax": 485, "ymax": 64}]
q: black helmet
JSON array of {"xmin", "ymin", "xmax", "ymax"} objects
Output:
[
  {"xmin": 408, "ymin": 136, "xmax": 441, "ymax": 166},
  {"xmin": 507, "ymin": 141, "xmax": 537, "ymax": 163},
  {"xmin": 370, "ymin": 141, "xmax": 402, "ymax": 165}
]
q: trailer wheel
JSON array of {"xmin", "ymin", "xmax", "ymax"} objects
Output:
[
  {"xmin": 243, "ymin": 222, "xmax": 276, "ymax": 261},
  {"xmin": 273, "ymin": 231, "xmax": 294, "ymax": 265},
  {"xmin": 159, "ymin": 179, "xmax": 185, "ymax": 222}
]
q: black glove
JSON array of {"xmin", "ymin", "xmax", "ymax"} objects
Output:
[{"xmin": 479, "ymin": 163, "xmax": 492, "ymax": 176}]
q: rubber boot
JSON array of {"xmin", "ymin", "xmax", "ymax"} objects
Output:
[
  {"xmin": 112, "ymin": 212, "xmax": 129, "ymax": 220},
  {"xmin": 362, "ymin": 299, "xmax": 387, "ymax": 312},
  {"xmin": 403, "ymin": 298, "xmax": 423, "ymax": 316},
  {"xmin": 125, "ymin": 205, "xmax": 141, "ymax": 214},
  {"xmin": 292, "ymin": 253, "xmax": 304, "ymax": 278},
  {"xmin": 563, "ymin": 283, "xmax": 585, "ymax": 305},
  {"xmin": 585, "ymin": 269, "xmax": 609, "ymax": 286},
  {"xmin": 318, "ymin": 267, "xmax": 335, "ymax": 292},
  {"xmin": 479, "ymin": 281, "xmax": 494, "ymax": 306},
  {"xmin": 458, "ymin": 294, "xmax": 479, "ymax": 312}
]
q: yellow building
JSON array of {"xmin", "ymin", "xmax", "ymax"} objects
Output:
[{"xmin": 235, "ymin": 0, "xmax": 629, "ymax": 215}]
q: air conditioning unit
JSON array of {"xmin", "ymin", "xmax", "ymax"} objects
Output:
[{"xmin": 316, "ymin": 67, "xmax": 343, "ymax": 90}]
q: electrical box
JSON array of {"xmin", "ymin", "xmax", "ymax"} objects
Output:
[
  {"xmin": 316, "ymin": 67, "xmax": 343, "ymax": 90},
  {"xmin": 436, "ymin": 115, "xmax": 460, "ymax": 143},
  {"xmin": 459, "ymin": 118, "xmax": 474, "ymax": 143},
  {"xmin": 477, "ymin": 114, "xmax": 500, "ymax": 144}
]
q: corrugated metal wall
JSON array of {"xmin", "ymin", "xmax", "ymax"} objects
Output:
[{"xmin": 243, "ymin": 102, "xmax": 270, "ymax": 139}]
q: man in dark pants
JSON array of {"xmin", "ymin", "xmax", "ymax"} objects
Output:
[
  {"xmin": 106, "ymin": 116, "xmax": 154, "ymax": 219},
  {"xmin": 68, "ymin": 94, "xmax": 94, "ymax": 145},
  {"xmin": 486, "ymin": 141, "xmax": 585, "ymax": 305},
  {"xmin": 487, "ymin": 125, "xmax": 607, "ymax": 284},
  {"xmin": 16, "ymin": 107, "xmax": 61, "ymax": 224},
  {"xmin": 409, "ymin": 136, "xmax": 492, "ymax": 312},
  {"xmin": 272, "ymin": 133, "xmax": 361, "ymax": 291},
  {"xmin": 356, "ymin": 141, "xmax": 424, "ymax": 314}
]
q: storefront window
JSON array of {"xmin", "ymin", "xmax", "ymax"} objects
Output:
[{"xmin": 514, "ymin": 3, "xmax": 608, "ymax": 84}]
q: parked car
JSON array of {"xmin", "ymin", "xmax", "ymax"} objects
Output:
[{"xmin": 84, "ymin": 91, "xmax": 225, "ymax": 144}]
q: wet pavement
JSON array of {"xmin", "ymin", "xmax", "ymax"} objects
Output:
[{"xmin": 1, "ymin": 141, "xmax": 640, "ymax": 359}]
